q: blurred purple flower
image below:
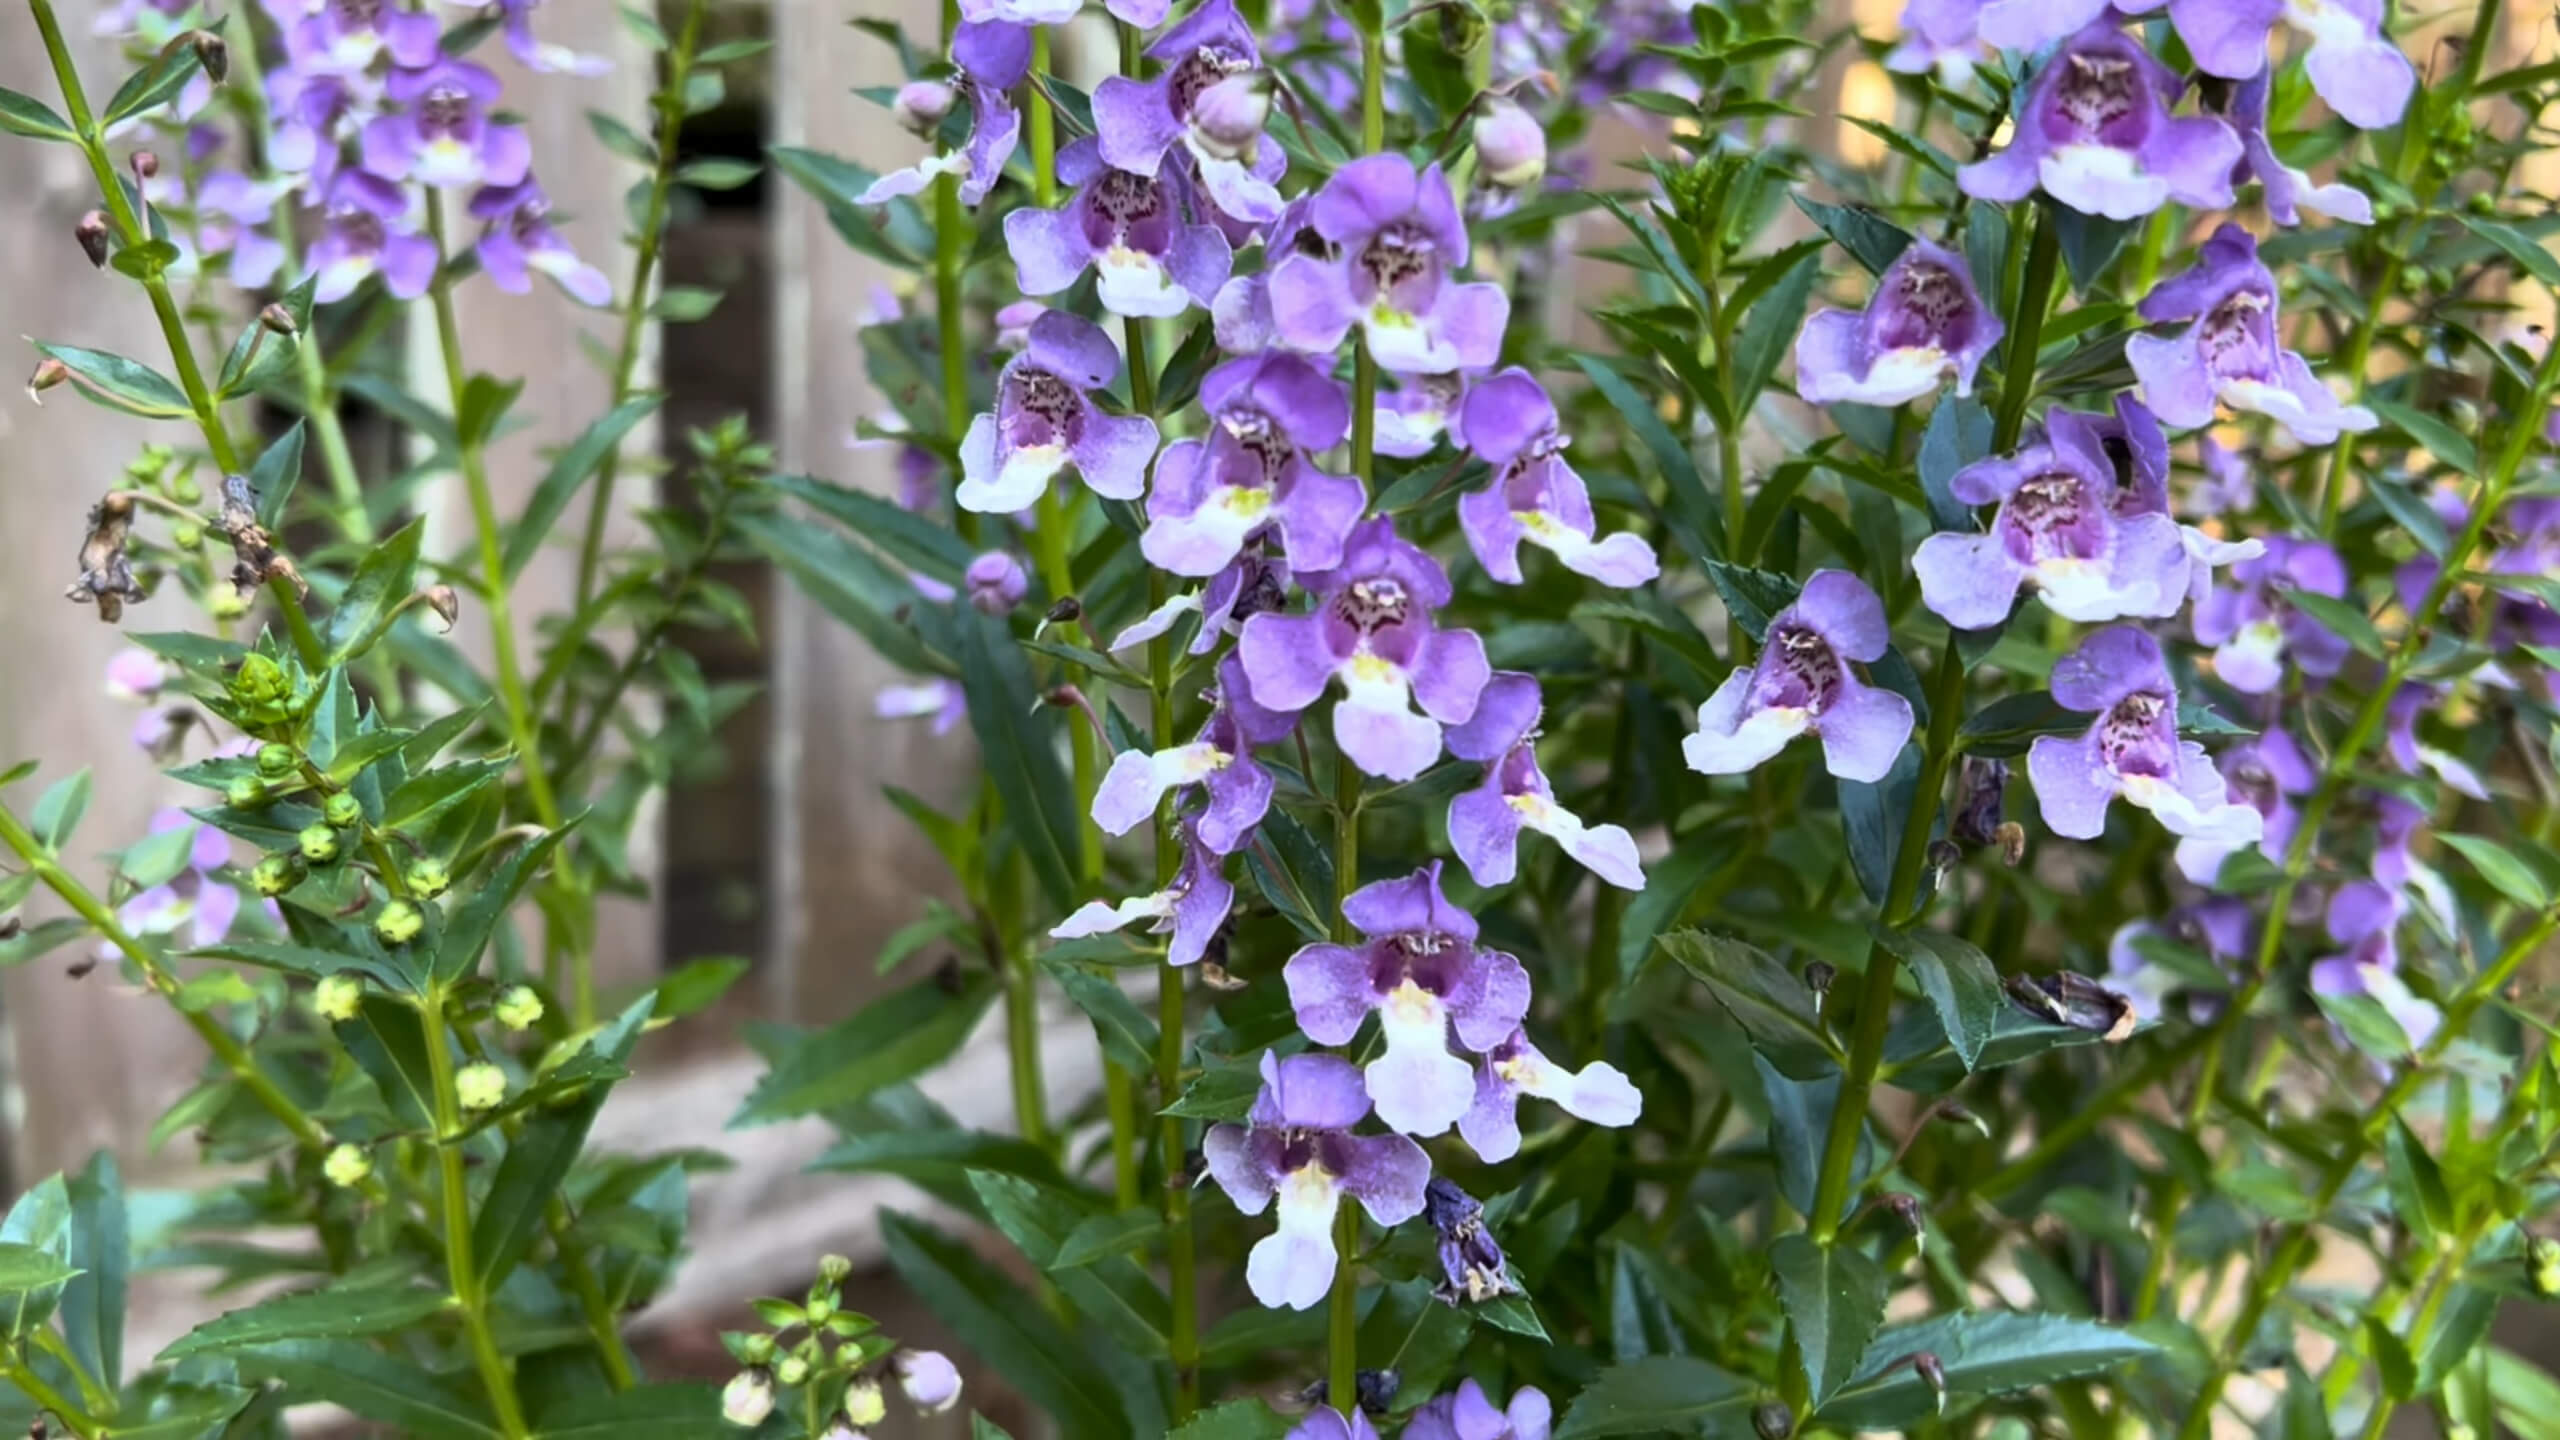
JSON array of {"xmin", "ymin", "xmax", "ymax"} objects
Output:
[
  {"xmin": 118, "ymin": 809, "xmax": 241, "ymax": 949},
  {"xmin": 290, "ymin": 0, "xmax": 442, "ymax": 75},
  {"xmin": 1269, "ymin": 155, "xmax": 1509, "ymax": 374},
  {"xmin": 1456, "ymin": 369, "xmax": 1658, "ymax": 588},
  {"xmin": 2141, "ymin": 0, "xmax": 2411, "ymax": 128},
  {"xmin": 1957, "ymin": 21, "xmax": 2239, "ymax": 221},
  {"xmin": 859, "ymin": 20, "xmax": 1030, "ymax": 207},
  {"xmin": 2174, "ymin": 725, "xmax": 2313, "ymax": 883},
  {"xmin": 876, "ymin": 677, "xmax": 965, "ymax": 735},
  {"xmin": 1444, "ymin": 672, "xmax": 1644, "ymax": 891},
  {"xmin": 2191, "ymin": 536, "xmax": 2350, "ymax": 694},
  {"xmin": 1283, "ymin": 864, "xmax": 1531, "ymax": 1137},
  {"xmin": 1683, "ymin": 570, "xmax": 1913, "ymax": 784},
  {"xmin": 469, "ymin": 178, "xmax": 612, "ymax": 306},
  {"xmin": 1050, "ymin": 819, "xmax": 1234, "ymax": 967},
  {"xmin": 2130, "ymin": 224, "xmax": 2377, "ymax": 445},
  {"xmin": 956, "ymin": 310, "xmax": 1158, "ymax": 514},
  {"xmin": 1237, "ymin": 517, "xmax": 1490, "ymax": 782},
  {"xmin": 2025, "ymin": 625, "xmax": 2264, "ymax": 849},
  {"xmin": 1287, "ymin": 1409, "xmax": 1384, "ymax": 1440},
  {"xmin": 2212, "ymin": 71, "xmax": 2372, "ymax": 226},
  {"xmin": 2310, "ymin": 882, "xmax": 2440, "ymax": 1048},
  {"xmin": 965, "ymin": 551, "xmax": 1028, "ymax": 614},
  {"xmin": 1406, "ymin": 1379, "xmax": 1553, "ymax": 1440},
  {"xmin": 2187, "ymin": 436, "xmax": 2256, "ymax": 519},
  {"xmin": 1204, "ymin": 1052, "xmax": 1430, "ymax": 1310},
  {"xmin": 309, "ymin": 169, "xmax": 437, "ymax": 302},
  {"xmin": 362, "ymin": 59, "xmax": 532, "ymax": 190},
  {"xmin": 1795, "ymin": 238, "xmax": 2001, "ymax": 407},
  {"xmin": 2385, "ymin": 683, "xmax": 2489, "ymax": 800}
]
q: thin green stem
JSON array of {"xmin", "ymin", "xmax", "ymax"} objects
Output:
[
  {"xmin": 547, "ymin": 1202, "xmax": 640, "ymax": 1389},
  {"xmin": 1991, "ymin": 207, "xmax": 2060, "ymax": 455},
  {"xmin": 1328, "ymin": 1204, "xmax": 1361, "ymax": 1415},
  {"xmin": 420, "ymin": 987, "xmax": 530, "ymax": 1439},
  {"xmin": 1158, "ymin": 958, "xmax": 1199, "ymax": 1415},
  {"xmin": 29, "ymin": 0, "xmax": 324, "ymax": 665},
  {"xmin": 1028, "ymin": 28, "xmax": 1058, "ymax": 208},
  {"xmin": 1004, "ymin": 928, "xmax": 1051, "ymax": 1153},
  {"xmin": 2317, "ymin": 243, "xmax": 2405, "ymax": 531},
  {"xmin": 425, "ymin": 196, "xmax": 563, "ymax": 837},
  {"xmin": 571, "ymin": 0, "xmax": 708, "ymax": 616},
  {"xmin": 3, "ymin": 1358, "xmax": 101, "ymax": 1439}
]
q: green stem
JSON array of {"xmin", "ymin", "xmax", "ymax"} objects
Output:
[
  {"xmin": 1104, "ymin": 1065, "xmax": 1141, "ymax": 1209},
  {"xmin": 1028, "ymin": 28, "xmax": 1058, "ymax": 207},
  {"xmin": 3, "ymin": 1358, "xmax": 101, "ymax": 1439},
  {"xmin": 547, "ymin": 1202, "xmax": 640, "ymax": 1389},
  {"xmin": 1991, "ymin": 207, "xmax": 2060, "ymax": 454},
  {"xmin": 29, "ymin": 0, "xmax": 324, "ymax": 666},
  {"xmin": 425, "ymin": 196, "xmax": 563, "ymax": 839},
  {"xmin": 1003, "ymin": 924, "xmax": 1051, "ymax": 1153},
  {"xmin": 1328, "ymin": 1203, "xmax": 1361, "ymax": 1415},
  {"xmin": 419, "ymin": 988, "xmax": 531, "ymax": 1439},
  {"xmin": 1159, "ymin": 958, "xmax": 1199, "ymax": 1415},
  {"xmin": 556, "ymin": 472, "xmax": 744, "ymax": 787},
  {"xmin": 571, "ymin": 0, "xmax": 707, "ymax": 618},
  {"xmin": 2316, "ymin": 242, "xmax": 2405, "ymax": 532}
]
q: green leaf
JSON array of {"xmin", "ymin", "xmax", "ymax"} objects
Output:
[
  {"xmin": 0, "ymin": 1177, "xmax": 71, "ymax": 1337},
  {"xmin": 0, "ymin": 1242, "xmax": 80, "ymax": 1322},
  {"xmin": 531, "ymin": 1384, "xmax": 729, "ymax": 1437},
  {"xmin": 102, "ymin": 45, "xmax": 205, "ymax": 128},
  {"xmin": 336, "ymin": 995, "xmax": 441, "ymax": 1129},
  {"xmin": 502, "ymin": 396, "xmax": 661, "ymax": 582},
  {"xmin": 31, "ymin": 769, "xmax": 93, "ymax": 851},
  {"xmin": 734, "ymin": 974, "xmax": 1000, "ymax": 1124},
  {"xmin": 2047, "ymin": 205, "xmax": 2132, "ymax": 292},
  {"xmin": 2371, "ymin": 478, "xmax": 2451, "ymax": 556},
  {"xmin": 1164, "ymin": 1400, "xmax": 1292, "ymax": 1440},
  {"xmin": 2460, "ymin": 216, "xmax": 2560, "ymax": 288},
  {"xmin": 653, "ymin": 286, "xmax": 723, "ymax": 322},
  {"xmin": 1958, "ymin": 690, "xmax": 2091, "ymax": 757},
  {"xmin": 1553, "ymin": 1355, "xmax": 1753, "ymax": 1438},
  {"xmin": 433, "ymin": 823, "xmax": 575, "ymax": 986},
  {"xmin": 944, "ymin": 608, "xmax": 1081, "ymax": 913},
  {"xmin": 1735, "ymin": 248, "xmax": 1820, "ymax": 408},
  {"xmin": 810, "ymin": 1128, "xmax": 1064, "ymax": 1191},
  {"xmin": 0, "ymin": 86, "xmax": 74, "ymax": 140},
  {"xmin": 1053, "ymin": 1209, "xmax": 1163, "ymax": 1268},
  {"xmin": 2370, "ymin": 400, "xmax": 2481, "ymax": 477},
  {"xmin": 161, "ymin": 1284, "xmax": 453, "ymax": 1360},
  {"xmin": 967, "ymin": 1172, "xmax": 1169, "ymax": 1357},
  {"xmin": 382, "ymin": 760, "xmax": 507, "ymax": 837},
  {"xmin": 650, "ymin": 956, "xmax": 752, "ymax": 1019},
  {"xmin": 230, "ymin": 1340, "xmax": 501, "ymax": 1439},
  {"xmin": 121, "ymin": 821, "xmax": 202, "ymax": 889},
  {"xmin": 2439, "ymin": 833, "xmax": 2551, "ymax": 907},
  {"xmin": 1886, "ymin": 929, "xmax": 2002, "ymax": 1071},
  {"xmin": 2282, "ymin": 590, "xmax": 2385, "ymax": 662},
  {"xmin": 110, "ymin": 238, "xmax": 181, "ymax": 281},
  {"xmin": 1162, "ymin": 1058, "xmax": 1263, "ymax": 1121},
  {"xmin": 737, "ymin": 509, "xmax": 944, "ymax": 675},
  {"xmin": 2384, "ymin": 1118, "xmax": 2454, "ymax": 1250},
  {"xmin": 2369, "ymin": 1315, "xmax": 2418, "ymax": 1400},
  {"xmin": 1771, "ymin": 1233, "xmax": 1887, "ymax": 1407},
  {"xmin": 1574, "ymin": 352, "xmax": 1720, "ymax": 565},
  {"xmin": 34, "ymin": 341, "xmax": 192, "ymax": 419},
  {"xmin": 1817, "ymin": 1313, "xmax": 2157, "ymax": 1427},
  {"xmin": 475, "ymin": 999, "xmax": 652, "ymax": 1291},
  {"xmin": 767, "ymin": 472, "xmax": 976, "ymax": 583},
  {"xmin": 1702, "ymin": 561, "xmax": 1800, "ymax": 642},
  {"xmin": 325, "ymin": 518, "xmax": 426, "ymax": 662},
  {"xmin": 64, "ymin": 1150, "xmax": 127, "ymax": 1388},
  {"xmin": 249, "ymin": 421, "xmax": 307, "ymax": 531},
  {"xmin": 880, "ymin": 1211, "xmax": 1129, "ymax": 1439},
  {"xmin": 1044, "ymin": 960, "xmax": 1159, "ymax": 1076},
  {"xmin": 1657, "ymin": 930, "xmax": 1839, "ymax": 1080},
  {"xmin": 1791, "ymin": 194, "xmax": 1914, "ymax": 276}
]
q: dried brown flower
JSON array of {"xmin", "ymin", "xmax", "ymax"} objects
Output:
[{"xmin": 67, "ymin": 492, "xmax": 147, "ymax": 621}]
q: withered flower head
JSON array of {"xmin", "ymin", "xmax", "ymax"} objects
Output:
[
  {"xmin": 216, "ymin": 473, "xmax": 305, "ymax": 598},
  {"xmin": 75, "ymin": 212, "xmax": 109, "ymax": 269},
  {"xmin": 130, "ymin": 151, "xmax": 158, "ymax": 181},
  {"xmin": 67, "ymin": 492, "xmax": 146, "ymax": 622},
  {"xmin": 423, "ymin": 584, "xmax": 459, "ymax": 630},
  {"xmin": 258, "ymin": 303, "xmax": 298, "ymax": 337},
  {"xmin": 183, "ymin": 29, "xmax": 229, "ymax": 84},
  {"xmin": 2005, "ymin": 970, "xmax": 2138, "ymax": 1041},
  {"xmin": 27, "ymin": 358, "xmax": 69, "ymax": 405}
]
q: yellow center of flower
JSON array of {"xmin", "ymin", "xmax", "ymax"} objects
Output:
[
  {"xmin": 1349, "ymin": 652, "xmax": 1397, "ymax": 686},
  {"xmin": 1384, "ymin": 977, "xmax": 1438, "ymax": 1027},
  {"xmin": 1216, "ymin": 486, "xmax": 1275, "ymax": 521}
]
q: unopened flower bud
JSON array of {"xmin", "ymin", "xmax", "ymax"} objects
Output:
[
  {"xmin": 170, "ymin": 521, "xmax": 204, "ymax": 550},
  {"xmin": 75, "ymin": 211, "xmax": 109, "ymax": 269},
  {"xmin": 1913, "ymin": 1352, "xmax": 1947, "ymax": 1413},
  {"xmin": 966, "ymin": 550, "xmax": 1027, "ymax": 614},
  {"xmin": 225, "ymin": 775, "xmax": 269, "ymax": 810},
  {"xmin": 1472, "ymin": 95, "xmax": 1547, "ymax": 190},
  {"xmin": 1884, "ymin": 1192, "xmax": 1924, "ymax": 1252},
  {"xmin": 1803, "ymin": 961, "xmax": 1836, "ymax": 1000},
  {"xmin": 774, "ymin": 1354, "xmax": 810, "ymax": 1387},
  {"xmin": 739, "ymin": 1334, "xmax": 777, "ymax": 1365},
  {"xmin": 185, "ymin": 29, "xmax": 229, "ymax": 83},
  {"xmin": 842, "ymin": 1379, "xmax": 887, "ymax": 1427},
  {"xmin": 258, "ymin": 302, "xmax": 298, "ymax": 337},
  {"xmin": 28, "ymin": 358, "xmax": 69, "ymax": 405},
  {"xmin": 208, "ymin": 589, "xmax": 251, "ymax": 620},
  {"xmin": 407, "ymin": 858, "xmax": 450, "ymax": 899},
  {"xmin": 1043, "ymin": 595, "xmax": 1082, "ymax": 626},
  {"xmin": 131, "ymin": 151, "xmax": 159, "ymax": 181},
  {"xmin": 314, "ymin": 974, "xmax": 363, "ymax": 1022},
  {"xmin": 2532, "ymin": 1236, "xmax": 2560, "ymax": 1296},
  {"xmin": 992, "ymin": 300, "xmax": 1043, "ymax": 351},
  {"xmin": 894, "ymin": 80, "xmax": 954, "ymax": 136},
  {"xmin": 1752, "ymin": 1402, "xmax": 1795, "ymax": 1440},
  {"xmin": 494, "ymin": 986, "xmax": 543, "ymax": 1031},
  {"xmin": 2448, "ymin": 1425, "xmax": 2479, "ymax": 1440},
  {"xmin": 818, "ymin": 1253, "xmax": 852, "ymax": 1283},
  {"xmin": 170, "ymin": 471, "xmax": 199, "ymax": 505},
  {"xmin": 323, "ymin": 1142, "xmax": 371, "ymax": 1188},
  {"xmin": 455, "ymin": 1060, "xmax": 506, "ymax": 1110},
  {"xmin": 894, "ymin": 1350, "xmax": 962, "ymax": 1414},
  {"xmin": 297, "ymin": 823, "xmax": 339, "ymax": 864},
  {"xmin": 323, "ymin": 792, "xmax": 362, "ymax": 829},
  {"xmin": 251, "ymin": 853, "xmax": 300, "ymax": 898},
  {"xmin": 375, "ymin": 899, "xmax": 423, "ymax": 946},
  {"xmin": 256, "ymin": 742, "xmax": 297, "ymax": 777},
  {"xmin": 423, "ymin": 584, "xmax": 459, "ymax": 630},
  {"xmin": 1190, "ymin": 73, "xmax": 1272, "ymax": 160},
  {"xmin": 720, "ymin": 1370, "xmax": 775, "ymax": 1427}
]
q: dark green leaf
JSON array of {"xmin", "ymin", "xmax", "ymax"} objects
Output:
[
  {"xmin": 1162, "ymin": 1058, "xmax": 1263, "ymax": 1121},
  {"xmin": 1886, "ymin": 929, "xmax": 2002, "ymax": 1071},
  {"xmin": 1917, "ymin": 396, "xmax": 1991, "ymax": 533},
  {"xmin": 325, "ymin": 518, "xmax": 425, "ymax": 663},
  {"xmin": 1791, "ymin": 194, "xmax": 1913, "ymax": 276},
  {"xmin": 1053, "ymin": 1209, "xmax": 1163, "ymax": 1268},
  {"xmin": 2370, "ymin": 400, "xmax": 2481, "ymax": 478},
  {"xmin": 967, "ymin": 1172, "xmax": 1169, "ymax": 1357},
  {"xmin": 102, "ymin": 46, "xmax": 205, "ymax": 128},
  {"xmin": 2384, "ymin": 1118, "xmax": 2454, "ymax": 1248},
  {"xmin": 249, "ymin": 422, "xmax": 307, "ymax": 531},
  {"xmin": 1702, "ymin": 561, "xmax": 1800, "ymax": 642},
  {"xmin": 1044, "ymin": 960, "xmax": 1158, "ymax": 1076},
  {"xmin": 810, "ymin": 1128, "xmax": 1064, "ymax": 1190},
  {"xmin": 1164, "ymin": 1399, "xmax": 1292, "ymax": 1440},
  {"xmin": 1735, "ymin": 249, "xmax": 1821, "ymax": 408},
  {"xmin": 382, "ymin": 760, "xmax": 507, "ymax": 837},
  {"xmin": 1657, "ymin": 930, "xmax": 1837, "ymax": 1079},
  {"xmin": 433, "ymin": 823, "xmax": 575, "ymax": 985},
  {"xmin": 530, "ymin": 1383, "xmax": 727, "ymax": 1438},
  {"xmin": 1840, "ymin": 744, "xmax": 1921, "ymax": 907},
  {"xmin": 1553, "ymin": 1355, "xmax": 1752, "ymax": 1438},
  {"xmin": 880, "ymin": 1211, "xmax": 1129, "ymax": 1439},
  {"xmin": 0, "ymin": 86, "xmax": 74, "ymax": 140},
  {"xmin": 336, "ymin": 996, "xmax": 441, "ymax": 1130},
  {"xmin": 454, "ymin": 374, "xmax": 524, "ymax": 451},
  {"xmin": 230, "ymin": 1340, "xmax": 501, "ymax": 1438},
  {"xmin": 0, "ymin": 1243, "xmax": 79, "ymax": 1309},
  {"xmin": 2047, "ymin": 205, "xmax": 2132, "ymax": 292},
  {"xmin": 161, "ymin": 1284, "xmax": 453, "ymax": 1360},
  {"xmin": 475, "ymin": 999, "xmax": 652, "ymax": 1291},
  {"xmin": 1819, "ymin": 1313, "xmax": 2157, "ymax": 1426},
  {"xmin": 767, "ymin": 472, "xmax": 975, "ymax": 582},
  {"xmin": 1575, "ymin": 353, "xmax": 1721, "ymax": 565},
  {"xmin": 502, "ymin": 397, "xmax": 661, "ymax": 582},
  {"xmin": 2439, "ymin": 833, "xmax": 2551, "ymax": 906},
  {"xmin": 1771, "ymin": 1233, "xmax": 1887, "ymax": 1406},
  {"xmin": 737, "ymin": 510, "xmax": 944, "ymax": 675},
  {"xmin": 33, "ymin": 341, "xmax": 191, "ymax": 419},
  {"xmin": 2368, "ymin": 1316, "xmax": 2417, "ymax": 1400},
  {"xmin": 2461, "ymin": 216, "xmax": 2560, "ymax": 287},
  {"xmin": 946, "ymin": 609, "xmax": 1081, "ymax": 913},
  {"xmin": 734, "ymin": 974, "xmax": 1000, "ymax": 1124}
]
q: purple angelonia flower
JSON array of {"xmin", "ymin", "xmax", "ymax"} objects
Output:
[
  {"xmin": 859, "ymin": 20, "xmax": 1030, "ymax": 207},
  {"xmin": 2146, "ymin": 0, "xmax": 2412, "ymax": 128},
  {"xmin": 1422, "ymin": 1179, "xmax": 1518, "ymax": 1304},
  {"xmin": 2105, "ymin": 897, "xmax": 2252, "ymax": 1023},
  {"xmin": 290, "ymin": 0, "xmax": 441, "ymax": 75},
  {"xmin": 1049, "ymin": 820, "xmax": 1234, "ymax": 967},
  {"xmin": 309, "ymin": 169, "xmax": 438, "ymax": 302},
  {"xmin": 1092, "ymin": 656, "xmax": 1296, "ymax": 854},
  {"xmin": 1444, "ymin": 672, "xmax": 1645, "ymax": 891},
  {"xmin": 2310, "ymin": 882, "xmax": 2440, "ymax": 1049},
  {"xmin": 1682, "ymin": 570, "xmax": 1914, "ymax": 784},
  {"xmin": 2212, "ymin": 72, "xmax": 2372, "ymax": 227},
  {"xmin": 264, "ymin": 67, "xmax": 372, "ymax": 191},
  {"xmin": 1376, "ymin": 371, "xmax": 1469, "ymax": 458},
  {"xmin": 2130, "ymin": 224, "xmax": 2377, "ymax": 445},
  {"xmin": 363, "ymin": 59, "xmax": 532, "ymax": 191},
  {"xmin": 2385, "ymin": 684, "xmax": 2490, "ymax": 800},
  {"xmin": 2174, "ymin": 725, "xmax": 2313, "ymax": 883},
  {"xmin": 1408, "ymin": 1380, "xmax": 1553, "ymax": 1440},
  {"xmin": 469, "ymin": 179, "xmax": 612, "ymax": 306},
  {"xmin": 2372, "ymin": 791, "xmax": 2428, "ymax": 896},
  {"xmin": 1204, "ymin": 1052, "xmax": 1430, "ymax": 1310},
  {"xmin": 190, "ymin": 172, "xmax": 291, "ymax": 290},
  {"xmin": 1141, "ymin": 352, "xmax": 1365, "ymax": 576},
  {"xmin": 962, "ymin": 0, "xmax": 1169, "ymax": 29},
  {"xmin": 1283, "ymin": 864, "xmax": 1532, "ymax": 1137},
  {"xmin": 1288, "ymin": 1410, "xmax": 1385, "ymax": 1440},
  {"xmin": 2191, "ymin": 536, "xmax": 2350, "ymax": 693},
  {"xmin": 456, "ymin": 0, "xmax": 614, "ymax": 75},
  {"xmin": 2025, "ymin": 626, "xmax": 2265, "ymax": 849},
  {"xmin": 1006, "ymin": 138, "xmax": 1233, "ymax": 318},
  {"xmin": 2188, "ymin": 436, "xmax": 2255, "ymax": 519},
  {"xmin": 1914, "ymin": 408, "xmax": 2190, "ymax": 629},
  {"xmin": 1238, "ymin": 517, "xmax": 1491, "ymax": 782},
  {"xmin": 876, "ymin": 677, "xmax": 965, "ymax": 734},
  {"xmin": 1112, "ymin": 543, "xmax": 1294, "ymax": 656},
  {"xmin": 1269, "ymin": 155, "xmax": 1511, "ymax": 375},
  {"xmin": 1092, "ymin": 0, "xmax": 1287, "ymax": 225},
  {"xmin": 1795, "ymin": 238, "xmax": 2002, "ymax": 408},
  {"xmin": 1459, "ymin": 1026, "xmax": 1642, "ymax": 1163},
  {"xmin": 118, "ymin": 809, "xmax": 241, "ymax": 949},
  {"xmin": 1456, "ymin": 370, "xmax": 1659, "ymax": 588},
  {"xmin": 957, "ymin": 310, "xmax": 1158, "ymax": 514},
  {"xmin": 966, "ymin": 551, "xmax": 1028, "ymax": 614},
  {"xmin": 1957, "ymin": 21, "xmax": 2240, "ymax": 221},
  {"xmin": 1211, "ymin": 199, "xmax": 1324, "ymax": 354},
  {"xmin": 1885, "ymin": 0, "xmax": 1986, "ymax": 83},
  {"xmin": 105, "ymin": 648, "xmax": 167, "ymax": 704}
]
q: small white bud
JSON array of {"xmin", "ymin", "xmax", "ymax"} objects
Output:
[
  {"xmin": 720, "ymin": 1370, "xmax": 775, "ymax": 1428},
  {"xmin": 893, "ymin": 80, "xmax": 955, "ymax": 137},
  {"xmin": 1472, "ymin": 96, "xmax": 1547, "ymax": 191},
  {"xmin": 895, "ymin": 1349, "xmax": 963, "ymax": 1414}
]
